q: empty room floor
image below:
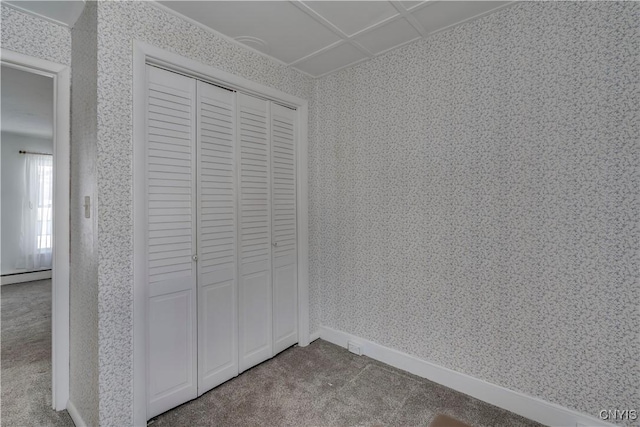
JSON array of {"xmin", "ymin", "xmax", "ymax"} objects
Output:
[
  {"xmin": 1, "ymin": 279, "xmax": 74, "ymax": 426},
  {"xmin": 152, "ymin": 340, "xmax": 541, "ymax": 427},
  {"xmin": 1, "ymin": 280, "xmax": 540, "ymax": 427}
]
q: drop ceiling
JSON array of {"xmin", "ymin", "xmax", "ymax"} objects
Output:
[
  {"xmin": 4, "ymin": 0, "xmax": 513, "ymax": 79},
  {"xmin": 159, "ymin": 1, "xmax": 512, "ymax": 78}
]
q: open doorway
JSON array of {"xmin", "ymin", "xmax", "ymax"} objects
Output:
[{"xmin": 1, "ymin": 51, "xmax": 70, "ymax": 423}]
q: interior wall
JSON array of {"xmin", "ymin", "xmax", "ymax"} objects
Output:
[
  {"xmin": 311, "ymin": 1, "xmax": 639, "ymax": 421},
  {"xmin": 0, "ymin": 4, "xmax": 71, "ymax": 67},
  {"xmin": 0, "ymin": 132, "xmax": 53, "ymax": 275},
  {"xmin": 69, "ymin": 2, "xmax": 99, "ymax": 426},
  {"xmin": 95, "ymin": 2, "xmax": 313, "ymax": 424}
]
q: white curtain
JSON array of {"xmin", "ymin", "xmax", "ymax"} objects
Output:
[{"xmin": 18, "ymin": 154, "xmax": 53, "ymax": 271}]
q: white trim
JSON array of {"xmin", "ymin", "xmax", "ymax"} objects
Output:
[
  {"xmin": 1, "ymin": 49, "xmax": 71, "ymax": 412},
  {"xmin": 309, "ymin": 330, "xmax": 321, "ymax": 343},
  {"xmin": 133, "ymin": 41, "xmax": 310, "ymax": 426},
  {"xmin": 319, "ymin": 326, "xmax": 615, "ymax": 427},
  {"xmin": 1, "ymin": 270, "xmax": 52, "ymax": 286},
  {"xmin": 66, "ymin": 399, "xmax": 87, "ymax": 427}
]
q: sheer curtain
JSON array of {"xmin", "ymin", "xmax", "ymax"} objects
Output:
[{"xmin": 18, "ymin": 153, "xmax": 53, "ymax": 271}]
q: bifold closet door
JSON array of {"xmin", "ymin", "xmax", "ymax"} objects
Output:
[
  {"xmin": 271, "ymin": 104, "xmax": 298, "ymax": 354},
  {"xmin": 237, "ymin": 93, "xmax": 273, "ymax": 372},
  {"xmin": 196, "ymin": 81, "xmax": 239, "ymax": 395},
  {"xmin": 145, "ymin": 65, "xmax": 198, "ymax": 418}
]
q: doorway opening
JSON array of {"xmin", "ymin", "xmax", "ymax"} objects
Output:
[{"xmin": 1, "ymin": 50, "xmax": 70, "ymax": 421}]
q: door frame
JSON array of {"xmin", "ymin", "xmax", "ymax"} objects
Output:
[
  {"xmin": 0, "ymin": 49, "xmax": 71, "ymax": 411},
  {"xmin": 132, "ymin": 41, "xmax": 309, "ymax": 426}
]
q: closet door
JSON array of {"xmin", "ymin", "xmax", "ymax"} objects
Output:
[
  {"xmin": 145, "ymin": 66, "xmax": 197, "ymax": 418},
  {"xmin": 196, "ymin": 81, "xmax": 239, "ymax": 394},
  {"xmin": 270, "ymin": 104, "xmax": 298, "ymax": 354},
  {"xmin": 237, "ymin": 93, "xmax": 273, "ymax": 372}
]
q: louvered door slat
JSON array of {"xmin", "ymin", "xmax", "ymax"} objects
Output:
[
  {"xmin": 238, "ymin": 93, "xmax": 273, "ymax": 372},
  {"xmin": 270, "ymin": 103, "xmax": 298, "ymax": 355},
  {"xmin": 145, "ymin": 65, "xmax": 197, "ymax": 420},
  {"xmin": 196, "ymin": 81, "xmax": 239, "ymax": 396}
]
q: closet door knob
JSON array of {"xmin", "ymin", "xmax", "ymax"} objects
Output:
[
  {"xmin": 192, "ymin": 255, "xmax": 198, "ymax": 261},
  {"xmin": 272, "ymin": 242, "xmax": 278, "ymax": 247}
]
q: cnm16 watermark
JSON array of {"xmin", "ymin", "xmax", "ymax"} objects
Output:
[{"xmin": 599, "ymin": 409, "xmax": 637, "ymax": 421}]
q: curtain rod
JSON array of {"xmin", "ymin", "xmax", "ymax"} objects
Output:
[{"xmin": 19, "ymin": 150, "xmax": 52, "ymax": 156}]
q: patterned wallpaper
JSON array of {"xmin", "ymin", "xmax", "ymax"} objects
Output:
[
  {"xmin": 311, "ymin": 1, "xmax": 639, "ymax": 422},
  {"xmin": 95, "ymin": 2, "xmax": 312, "ymax": 424},
  {"xmin": 70, "ymin": 2, "xmax": 99, "ymax": 426},
  {"xmin": 0, "ymin": 4, "xmax": 71, "ymax": 66}
]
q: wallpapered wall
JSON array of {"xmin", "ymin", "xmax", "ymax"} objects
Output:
[
  {"xmin": 0, "ymin": 4, "xmax": 71, "ymax": 66},
  {"xmin": 95, "ymin": 2, "xmax": 312, "ymax": 424},
  {"xmin": 70, "ymin": 2, "xmax": 99, "ymax": 426},
  {"xmin": 311, "ymin": 1, "xmax": 639, "ymax": 421}
]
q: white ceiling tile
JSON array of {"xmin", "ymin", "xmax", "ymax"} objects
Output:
[
  {"xmin": 412, "ymin": 1, "xmax": 506, "ymax": 34},
  {"xmin": 160, "ymin": 1, "xmax": 341, "ymax": 64},
  {"xmin": 399, "ymin": 1, "xmax": 425, "ymax": 11},
  {"xmin": 294, "ymin": 43, "xmax": 368, "ymax": 77},
  {"xmin": 303, "ymin": 1, "xmax": 399, "ymax": 36},
  {"xmin": 354, "ymin": 18, "xmax": 420, "ymax": 55}
]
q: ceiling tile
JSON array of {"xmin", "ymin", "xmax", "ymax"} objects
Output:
[
  {"xmin": 303, "ymin": 1, "xmax": 399, "ymax": 36},
  {"xmin": 412, "ymin": 1, "xmax": 506, "ymax": 34},
  {"xmin": 399, "ymin": 1, "xmax": 425, "ymax": 11},
  {"xmin": 161, "ymin": 1, "xmax": 341, "ymax": 64},
  {"xmin": 354, "ymin": 18, "xmax": 420, "ymax": 55},
  {"xmin": 294, "ymin": 43, "xmax": 368, "ymax": 77}
]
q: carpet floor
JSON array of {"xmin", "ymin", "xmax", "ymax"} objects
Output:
[
  {"xmin": 152, "ymin": 340, "xmax": 542, "ymax": 427},
  {"xmin": 1, "ymin": 279, "xmax": 74, "ymax": 427},
  {"xmin": 1, "ymin": 280, "xmax": 542, "ymax": 427}
]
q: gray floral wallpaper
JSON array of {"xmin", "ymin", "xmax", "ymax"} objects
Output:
[
  {"xmin": 70, "ymin": 2, "xmax": 99, "ymax": 426},
  {"xmin": 0, "ymin": 4, "xmax": 71, "ymax": 66},
  {"xmin": 95, "ymin": 2, "xmax": 312, "ymax": 424},
  {"xmin": 310, "ymin": 1, "xmax": 639, "ymax": 422}
]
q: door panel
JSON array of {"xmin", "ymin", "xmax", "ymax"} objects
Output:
[
  {"xmin": 196, "ymin": 81, "xmax": 239, "ymax": 395},
  {"xmin": 270, "ymin": 103, "xmax": 298, "ymax": 354},
  {"xmin": 237, "ymin": 93, "xmax": 273, "ymax": 372},
  {"xmin": 146, "ymin": 65, "xmax": 197, "ymax": 419}
]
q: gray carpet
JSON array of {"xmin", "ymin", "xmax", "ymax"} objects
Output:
[
  {"xmin": 1, "ymin": 280, "xmax": 542, "ymax": 427},
  {"xmin": 1, "ymin": 279, "xmax": 74, "ymax": 427},
  {"xmin": 151, "ymin": 339, "xmax": 543, "ymax": 427}
]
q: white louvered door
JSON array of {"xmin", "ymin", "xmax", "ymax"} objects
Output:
[
  {"xmin": 196, "ymin": 81, "xmax": 239, "ymax": 395},
  {"xmin": 237, "ymin": 93, "xmax": 273, "ymax": 372},
  {"xmin": 143, "ymin": 67, "xmax": 300, "ymax": 419},
  {"xmin": 270, "ymin": 104, "xmax": 298, "ymax": 355},
  {"xmin": 145, "ymin": 65, "xmax": 198, "ymax": 419}
]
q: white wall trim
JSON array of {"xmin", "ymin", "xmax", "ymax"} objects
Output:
[
  {"xmin": 319, "ymin": 326, "xmax": 615, "ymax": 427},
  {"xmin": 1, "ymin": 49, "xmax": 71, "ymax": 412},
  {"xmin": 66, "ymin": 399, "xmax": 87, "ymax": 427},
  {"xmin": 309, "ymin": 330, "xmax": 321, "ymax": 343},
  {"xmin": 132, "ymin": 41, "xmax": 310, "ymax": 426},
  {"xmin": 1, "ymin": 270, "xmax": 52, "ymax": 285}
]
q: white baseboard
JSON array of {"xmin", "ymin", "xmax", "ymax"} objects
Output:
[
  {"xmin": 319, "ymin": 325, "xmax": 613, "ymax": 427},
  {"xmin": 309, "ymin": 330, "xmax": 321, "ymax": 342},
  {"xmin": 66, "ymin": 399, "xmax": 86, "ymax": 427},
  {"xmin": 1, "ymin": 269, "xmax": 52, "ymax": 285}
]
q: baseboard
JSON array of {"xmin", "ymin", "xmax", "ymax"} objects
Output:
[
  {"xmin": 66, "ymin": 399, "xmax": 86, "ymax": 427},
  {"xmin": 309, "ymin": 330, "xmax": 321, "ymax": 342},
  {"xmin": 1, "ymin": 269, "xmax": 52, "ymax": 285},
  {"xmin": 319, "ymin": 326, "xmax": 613, "ymax": 427}
]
